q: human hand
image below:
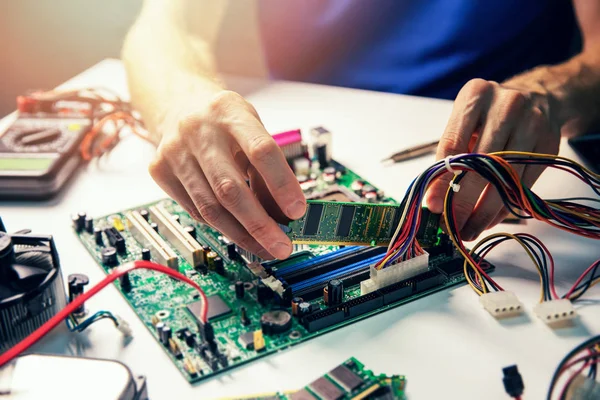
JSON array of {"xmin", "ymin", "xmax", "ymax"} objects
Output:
[
  {"xmin": 149, "ymin": 90, "xmax": 306, "ymax": 259},
  {"xmin": 425, "ymin": 79, "xmax": 560, "ymax": 240}
]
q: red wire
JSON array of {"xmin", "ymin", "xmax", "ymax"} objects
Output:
[
  {"xmin": 564, "ymin": 258, "xmax": 600, "ymax": 299},
  {"xmin": 0, "ymin": 260, "xmax": 207, "ymax": 368}
]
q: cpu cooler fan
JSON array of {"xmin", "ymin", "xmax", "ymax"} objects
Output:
[{"xmin": 0, "ymin": 217, "xmax": 66, "ymax": 352}]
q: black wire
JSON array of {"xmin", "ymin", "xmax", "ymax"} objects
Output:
[{"xmin": 567, "ymin": 260, "xmax": 600, "ymax": 301}]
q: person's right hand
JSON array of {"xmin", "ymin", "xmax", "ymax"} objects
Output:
[{"xmin": 149, "ymin": 90, "xmax": 306, "ymax": 260}]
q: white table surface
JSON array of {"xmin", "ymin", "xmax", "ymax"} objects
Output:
[{"xmin": 1, "ymin": 59, "xmax": 599, "ymax": 400}]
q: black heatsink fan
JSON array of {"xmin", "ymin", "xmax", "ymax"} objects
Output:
[{"xmin": 0, "ymin": 217, "xmax": 66, "ymax": 352}]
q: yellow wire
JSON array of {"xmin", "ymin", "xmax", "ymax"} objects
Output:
[
  {"xmin": 466, "ymin": 232, "xmax": 546, "ymax": 303},
  {"xmin": 490, "ymin": 151, "xmax": 600, "ymax": 180},
  {"xmin": 568, "ymin": 277, "xmax": 600, "ymax": 299}
]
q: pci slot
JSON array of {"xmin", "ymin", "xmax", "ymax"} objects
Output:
[
  {"xmin": 149, "ymin": 204, "xmax": 204, "ymax": 268},
  {"xmin": 126, "ymin": 211, "xmax": 179, "ymax": 270}
]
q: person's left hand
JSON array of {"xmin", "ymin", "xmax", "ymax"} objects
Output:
[{"xmin": 425, "ymin": 78, "xmax": 561, "ymax": 241}]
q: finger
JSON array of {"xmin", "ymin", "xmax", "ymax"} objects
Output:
[
  {"xmin": 449, "ymin": 88, "xmax": 528, "ymax": 234},
  {"xmin": 248, "ymin": 165, "xmax": 290, "ymax": 224},
  {"xmin": 174, "ymin": 157, "xmax": 274, "ymax": 260},
  {"xmin": 149, "ymin": 158, "xmax": 204, "ymax": 222},
  {"xmin": 195, "ymin": 139, "xmax": 294, "ymax": 259},
  {"xmin": 488, "ymin": 207, "xmax": 510, "ymax": 229},
  {"xmin": 425, "ymin": 79, "xmax": 494, "ymax": 213},
  {"xmin": 228, "ymin": 114, "xmax": 306, "ymax": 220},
  {"xmin": 460, "ymin": 106, "xmax": 539, "ymax": 239}
]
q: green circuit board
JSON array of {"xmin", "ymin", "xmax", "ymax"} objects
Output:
[
  {"xmin": 74, "ymin": 160, "xmax": 492, "ymax": 384},
  {"xmin": 227, "ymin": 357, "xmax": 406, "ymax": 399}
]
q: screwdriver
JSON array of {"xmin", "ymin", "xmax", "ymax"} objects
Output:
[{"xmin": 381, "ymin": 140, "xmax": 439, "ymax": 165}]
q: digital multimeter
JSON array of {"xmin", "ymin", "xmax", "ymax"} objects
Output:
[{"xmin": 0, "ymin": 115, "xmax": 92, "ymax": 199}]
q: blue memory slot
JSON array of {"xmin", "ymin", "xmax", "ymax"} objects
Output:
[
  {"xmin": 290, "ymin": 253, "xmax": 385, "ymax": 292},
  {"xmin": 272, "ymin": 246, "xmax": 360, "ymax": 277}
]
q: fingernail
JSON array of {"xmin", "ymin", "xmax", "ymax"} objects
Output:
[
  {"xmin": 257, "ymin": 249, "xmax": 274, "ymax": 260},
  {"xmin": 287, "ymin": 200, "xmax": 306, "ymax": 219},
  {"xmin": 269, "ymin": 242, "xmax": 292, "ymax": 259}
]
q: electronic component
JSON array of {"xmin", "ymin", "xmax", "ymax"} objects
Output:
[
  {"xmin": 184, "ymin": 356, "xmax": 198, "ymax": 376},
  {"xmin": 327, "ymin": 279, "xmax": 343, "ymax": 306},
  {"xmin": 84, "ymin": 215, "xmax": 94, "ymax": 234},
  {"xmin": 235, "ymin": 281, "xmax": 245, "ymax": 299},
  {"xmin": 112, "ymin": 216, "xmax": 125, "ymax": 232},
  {"xmin": 183, "ymin": 330, "xmax": 196, "ymax": 347},
  {"xmin": 150, "ymin": 222, "xmax": 158, "ymax": 232},
  {"xmin": 168, "ymin": 338, "xmax": 182, "ymax": 358},
  {"xmin": 139, "ymin": 209, "xmax": 150, "ymax": 221},
  {"xmin": 260, "ymin": 310, "xmax": 292, "ymax": 335},
  {"xmin": 309, "ymin": 377, "xmax": 343, "ymax": 400},
  {"xmin": 187, "ymin": 295, "xmax": 232, "ymax": 323},
  {"xmin": 502, "ymin": 365, "xmax": 524, "ymax": 399},
  {"xmin": 126, "ymin": 210, "xmax": 178, "ymax": 270},
  {"xmin": 533, "ymin": 299, "xmax": 577, "ymax": 325},
  {"xmin": 159, "ymin": 324, "xmax": 172, "ymax": 346},
  {"xmin": 328, "ymin": 364, "xmax": 363, "ymax": 392},
  {"xmin": 298, "ymin": 302, "xmax": 312, "ymax": 317},
  {"xmin": 238, "ymin": 331, "xmax": 255, "ymax": 350},
  {"xmin": 184, "ymin": 225, "xmax": 196, "ymax": 239},
  {"xmin": 104, "ymin": 227, "xmax": 126, "ymax": 254},
  {"xmin": 101, "ymin": 246, "xmax": 118, "ymax": 266},
  {"xmin": 240, "ymin": 306, "xmax": 251, "ymax": 326},
  {"xmin": 415, "ymin": 208, "xmax": 441, "ymax": 247},
  {"xmin": 293, "ymin": 157, "xmax": 311, "ymax": 176},
  {"xmin": 286, "ymin": 201, "xmax": 400, "ymax": 246},
  {"xmin": 119, "ymin": 271, "xmax": 132, "ymax": 292},
  {"xmin": 207, "ymin": 251, "xmax": 218, "ymax": 270},
  {"xmin": 479, "ymin": 291, "xmax": 524, "ymax": 319},
  {"xmin": 360, "ymin": 252, "xmax": 429, "ymax": 295},
  {"xmin": 291, "ymin": 297, "xmax": 303, "ymax": 316},
  {"xmin": 214, "ymin": 256, "xmax": 225, "ymax": 275},
  {"xmin": 253, "ymin": 330, "xmax": 265, "ymax": 351},
  {"xmin": 310, "ymin": 126, "xmax": 332, "ymax": 166},
  {"xmin": 94, "ymin": 227, "xmax": 103, "ymax": 245},
  {"xmin": 149, "ymin": 204, "xmax": 203, "ymax": 267},
  {"xmin": 257, "ymin": 281, "xmax": 272, "ymax": 305},
  {"xmin": 67, "ymin": 273, "xmax": 89, "ymax": 315},
  {"xmin": 141, "ymin": 248, "xmax": 151, "ymax": 261},
  {"xmin": 0, "ymin": 221, "xmax": 67, "ymax": 353},
  {"xmin": 273, "ymin": 129, "xmax": 304, "ymax": 161}
]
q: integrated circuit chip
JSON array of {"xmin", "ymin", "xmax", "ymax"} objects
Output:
[
  {"xmin": 335, "ymin": 205, "xmax": 355, "ymax": 237},
  {"xmin": 238, "ymin": 331, "xmax": 255, "ymax": 350},
  {"xmin": 328, "ymin": 364, "xmax": 364, "ymax": 391},
  {"xmin": 308, "ymin": 377, "xmax": 343, "ymax": 400},
  {"xmin": 289, "ymin": 389, "xmax": 317, "ymax": 400},
  {"xmin": 187, "ymin": 295, "xmax": 231, "ymax": 322},
  {"xmin": 303, "ymin": 203, "xmax": 323, "ymax": 236}
]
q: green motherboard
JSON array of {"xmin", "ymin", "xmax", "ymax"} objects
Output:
[{"xmin": 74, "ymin": 160, "xmax": 492, "ymax": 384}]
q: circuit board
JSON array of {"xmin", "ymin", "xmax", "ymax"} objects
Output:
[
  {"xmin": 74, "ymin": 160, "xmax": 493, "ymax": 384},
  {"xmin": 227, "ymin": 357, "xmax": 406, "ymax": 399}
]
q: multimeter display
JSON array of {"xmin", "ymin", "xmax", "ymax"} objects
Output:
[{"xmin": 0, "ymin": 158, "xmax": 54, "ymax": 171}]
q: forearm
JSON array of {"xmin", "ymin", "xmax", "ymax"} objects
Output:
[
  {"xmin": 121, "ymin": 6, "xmax": 225, "ymax": 139},
  {"xmin": 502, "ymin": 46, "xmax": 600, "ymax": 137}
]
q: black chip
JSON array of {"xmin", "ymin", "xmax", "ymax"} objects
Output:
[
  {"xmin": 290, "ymin": 389, "xmax": 317, "ymax": 400},
  {"xmin": 303, "ymin": 203, "xmax": 323, "ymax": 236},
  {"xmin": 309, "ymin": 377, "xmax": 344, "ymax": 400},
  {"xmin": 436, "ymin": 258, "xmax": 464, "ymax": 277},
  {"xmin": 187, "ymin": 295, "xmax": 231, "ymax": 322},
  {"xmin": 328, "ymin": 364, "xmax": 364, "ymax": 391},
  {"xmin": 335, "ymin": 205, "xmax": 355, "ymax": 238},
  {"xmin": 238, "ymin": 331, "xmax": 254, "ymax": 350}
]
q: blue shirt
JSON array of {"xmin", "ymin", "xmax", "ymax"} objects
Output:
[{"xmin": 258, "ymin": 0, "xmax": 576, "ymax": 99}]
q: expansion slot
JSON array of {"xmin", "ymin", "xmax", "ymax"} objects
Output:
[
  {"xmin": 126, "ymin": 211, "xmax": 178, "ymax": 270},
  {"xmin": 149, "ymin": 204, "xmax": 204, "ymax": 268}
]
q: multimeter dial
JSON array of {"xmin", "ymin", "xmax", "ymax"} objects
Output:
[{"xmin": 0, "ymin": 119, "xmax": 85, "ymax": 154}]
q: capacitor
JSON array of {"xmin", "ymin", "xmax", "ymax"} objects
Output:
[
  {"xmin": 150, "ymin": 222, "xmax": 159, "ymax": 232},
  {"xmin": 160, "ymin": 325, "xmax": 172, "ymax": 346},
  {"xmin": 214, "ymin": 257, "xmax": 225, "ymax": 276},
  {"xmin": 351, "ymin": 180, "xmax": 364, "ymax": 194},
  {"xmin": 119, "ymin": 272, "xmax": 132, "ymax": 292},
  {"xmin": 323, "ymin": 167, "xmax": 336, "ymax": 183},
  {"xmin": 327, "ymin": 279, "xmax": 344, "ymax": 306},
  {"xmin": 141, "ymin": 248, "xmax": 151, "ymax": 261},
  {"xmin": 72, "ymin": 214, "xmax": 84, "ymax": 233},
  {"xmin": 291, "ymin": 297, "xmax": 304, "ymax": 316},
  {"xmin": 296, "ymin": 174, "xmax": 309, "ymax": 184},
  {"xmin": 101, "ymin": 246, "xmax": 118, "ymax": 266},
  {"xmin": 68, "ymin": 273, "xmax": 89, "ymax": 315},
  {"xmin": 84, "ymin": 216, "xmax": 94, "ymax": 234},
  {"xmin": 235, "ymin": 281, "xmax": 245, "ymax": 299},
  {"xmin": 298, "ymin": 302, "xmax": 312, "ymax": 317},
  {"xmin": 361, "ymin": 184, "xmax": 376, "ymax": 196},
  {"xmin": 139, "ymin": 209, "xmax": 150, "ymax": 221},
  {"xmin": 240, "ymin": 306, "xmax": 251, "ymax": 326},
  {"xmin": 293, "ymin": 157, "xmax": 311, "ymax": 176},
  {"xmin": 365, "ymin": 191, "xmax": 378, "ymax": 203},
  {"xmin": 310, "ymin": 126, "xmax": 332, "ymax": 161},
  {"xmin": 227, "ymin": 243, "xmax": 237, "ymax": 260},
  {"xmin": 155, "ymin": 322, "xmax": 165, "ymax": 337},
  {"xmin": 183, "ymin": 330, "xmax": 196, "ymax": 347},
  {"xmin": 94, "ymin": 227, "xmax": 103, "ymax": 246},
  {"xmin": 257, "ymin": 281, "xmax": 272, "ymax": 305},
  {"xmin": 207, "ymin": 251, "xmax": 218, "ymax": 270},
  {"xmin": 323, "ymin": 286, "xmax": 329, "ymax": 305},
  {"xmin": 315, "ymin": 144, "xmax": 328, "ymax": 168},
  {"xmin": 184, "ymin": 225, "xmax": 196, "ymax": 239}
]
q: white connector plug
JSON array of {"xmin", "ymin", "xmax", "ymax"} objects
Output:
[
  {"xmin": 533, "ymin": 299, "xmax": 577, "ymax": 326},
  {"xmin": 360, "ymin": 252, "xmax": 429, "ymax": 295},
  {"xmin": 479, "ymin": 291, "xmax": 524, "ymax": 319},
  {"xmin": 115, "ymin": 315, "xmax": 133, "ymax": 337}
]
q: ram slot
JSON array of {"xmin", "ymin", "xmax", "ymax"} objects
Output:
[
  {"xmin": 126, "ymin": 211, "xmax": 178, "ymax": 270},
  {"xmin": 149, "ymin": 204, "xmax": 204, "ymax": 268}
]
